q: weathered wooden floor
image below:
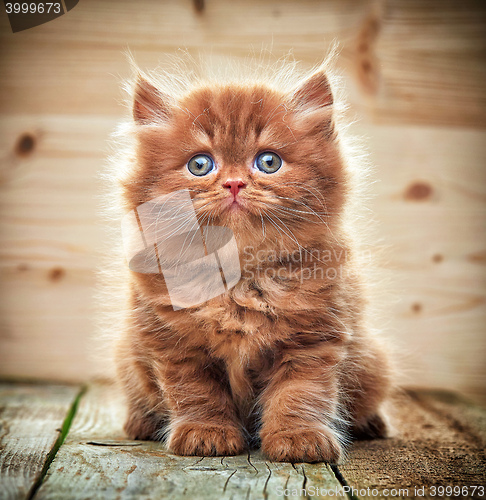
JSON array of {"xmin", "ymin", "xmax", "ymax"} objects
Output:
[{"xmin": 0, "ymin": 382, "xmax": 485, "ymax": 500}]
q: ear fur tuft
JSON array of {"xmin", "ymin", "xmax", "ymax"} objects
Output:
[
  {"xmin": 292, "ymin": 70, "xmax": 333, "ymax": 110},
  {"xmin": 133, "ymin": 75, "xmax": 173, "ymax": 124}
]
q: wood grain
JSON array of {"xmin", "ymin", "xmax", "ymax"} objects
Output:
[
  {"xmin": 36, "ymin": 383, "xmax": 342, "ymax": 499},
  {"xmin": 0, "ymin": 0, "xmax": 485, "ymax": 395},
  {"xmin": 11, "ymin": 383, "xmax": 482, "ymax": 498},
  {"xmin": 0, "ymin": 115, "xmax": 113, "ymax": 382},
  {"xmin": 338, "ymin": 390, "xmax": 486, "ymax": 498},
  {"xmin": 347, "ymin": 0, "xmax": 486, "ymax": 127},
  {"xmin": 1, "ymin": 0, "xmax": 484, "ymax": 125},
  {"xmin": 408, "ymin": 389, "xmax": 486, "ymax": 447},
  {"xmin": 1, "ymin": 115, "xmax": 485, "ymax": 395},
  {"xmin": 0, "ymin": 382, "xmax": 80, "ymax": 500},
  {"xmin": 360, "ymin": 123, "xmax": 486, "ymax": 396}
]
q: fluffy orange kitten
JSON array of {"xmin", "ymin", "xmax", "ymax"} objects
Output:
[{"xmin": 112, "ymin": 57, "xmax": 392, "ymax": 463}]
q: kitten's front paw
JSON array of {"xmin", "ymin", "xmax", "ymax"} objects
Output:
[
  {"xmin": 168, "ymin": 422, "xmax": 245, "ymax": 456},
  {"xmin": 261, "ymin": 426, "xmax": 342, "ymax": 463}
]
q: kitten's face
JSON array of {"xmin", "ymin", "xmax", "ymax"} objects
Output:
[{"xmin": 125, "ymin": 73, "xmax": 346, "ymax": 250}]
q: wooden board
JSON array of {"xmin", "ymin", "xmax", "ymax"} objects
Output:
[
  {"xmin": 19, "ymin": 382, "xmax": 485, "ymax": 499},
  {"xmin": 0, "ymin": 382, "xmax": 81, "ymax": 500},
  {"xmin": 363, "ymin": 0, "xmax": 486, "ymax": 128},
  {"xmin": 35, "ymin": 383, "xmax": 342, "ymax": 499},
  {"xmin": 0, "ymin": 115, "xmax": 113, "ymax": 382},
  {"xmin": 339, "ymin": 390, "xmax": 486, "ymax": 499},
  {"xmin": 0, "ymin": 0, "xmax": 484, "ymax": 126},
  {"xmin": 1, "ymin": 115, "xmax": 485, "ymax": 396},
  {"xmin": 360, "ymin": 123, "xmax": 486, "ymax": 397},
  {"xmin": 0, "ymin": 0, "xmax": 485, "ymax": 396}
]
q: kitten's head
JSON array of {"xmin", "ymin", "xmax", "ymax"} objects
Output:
[{"xmin": 122, "ymin": 62, "xmax": 348, "ymax": 254}]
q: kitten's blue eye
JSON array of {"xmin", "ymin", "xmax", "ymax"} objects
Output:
[
  {"xmin": 255, "ymin": 152, "xmax": 282, "ymax": 174},
  {"xmin": 187, "ymin": 154, "xmax": 214, "ymax": 176}
]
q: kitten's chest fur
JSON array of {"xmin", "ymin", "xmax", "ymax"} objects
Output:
[
  {"xmin": 194, "ymin": 273, "xmax": 330, "ymax": 356},
  {"xmin": 188, "ymin": 273, "xmax": 343, "ymax": 411}
]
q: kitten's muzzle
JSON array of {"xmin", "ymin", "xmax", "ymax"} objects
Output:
[{"xmin": 223, "ymin": 178, "xmax": 247, "ymax": 199}]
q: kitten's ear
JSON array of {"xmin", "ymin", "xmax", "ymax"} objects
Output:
[
  {"xmin": 291, "ymin": 70, "xmax": 333, "ymax": 110},
  {"xmin": 132, "ymin": 75, "xmax": 173, "ymax": 124}
]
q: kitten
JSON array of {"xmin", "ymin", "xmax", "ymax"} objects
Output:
[{"xmin": 112, "ymin": 57, "xmax": 392, "ymax": 463}]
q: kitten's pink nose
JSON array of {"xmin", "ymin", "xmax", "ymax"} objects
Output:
[{"xmin": 223, "ymin": 179, "xmax": 246, "ymax": 198}]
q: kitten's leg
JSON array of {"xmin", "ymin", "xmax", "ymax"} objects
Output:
[
  {"xmin": 155, "ymin": 356, "xmax": 245, "ymax": 457},
  {"xmin": 124, "ymin": 404, "xmax": 169, "ymax": 440},
  {"xmin": 117, "ymin": 340, "xmax": 170, "ymax": 441},
  {"xmin": 259, "ymin": 345, "xmax": 345, "ymax": 463},
  {"xmin": 342, "ymin": 335, "xmax": 392, "ymax": 440},
  {"xmin": 120, "ymin": 378, "xmax": 169, "ymax": 441},
  {"xmin": 350, "ymin": 410, "xmax": 389, "ymax": 440}
]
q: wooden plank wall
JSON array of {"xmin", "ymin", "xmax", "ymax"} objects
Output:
[{"xmin": 0, "ymin": 0, "xmax": 485, "ymax": 397}]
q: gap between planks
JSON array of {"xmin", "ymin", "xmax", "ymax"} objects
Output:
[
  {"xmin": 0, "ymin": 382, "xmax": 84, "ymax": 500},
  {"xmin": 32, "ymin": 382, "xmax": 343, "ymax": 500},
  {"xmin": 26, "ymin": 386, "xmax": 87, "ymax": 500},
  {"xmin": 2, "ymin": 381, "xmax": 485, "ymax": 499}
]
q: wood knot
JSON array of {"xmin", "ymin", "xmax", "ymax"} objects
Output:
[
  {"xmin": 362, "ymin": 59, "xmax": 372, "ymax": 73},
  {"xmin": 468, "ymin": 250, "xmax": 486, "ymax": 263},
  {"xmin": 411, "ymin": 302, "xmax": 422, "ymax": 314},
  {"xmin": 193, "ymin": 0, "xmax": 204, "ymax": 13},
  {"xmin": 405, "ymin": 182, "xmax": 433, "ymax": 201},
  {"xmin": 358, "ymin": 41, "xmax": 369, "ymax": 53},
  {"xmin": 15, "ymin": 133, "xmax": 36, "ymax": 157},
  {"xmin": 49, "ymin": 267, "xmax": 65, "ymax": 282},
  {"xmin": 355, "ymin": 14, "xmax": 381, "ymax": 94},
  {"xmin": 363, "ymin": 17, "xmax": 380, "ymax": 41},
  {"xmin": 432, "ymin": 253, "xmax": 443, "ymax": 263}
]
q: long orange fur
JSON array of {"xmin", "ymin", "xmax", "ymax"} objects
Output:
[{"xmin": 112, "ymin": 57, "xmax": 392, "ymax": 463}]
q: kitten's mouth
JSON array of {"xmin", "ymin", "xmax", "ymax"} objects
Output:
[{"xmin": 223, "ymin": 195, "xmax": 246, "ymax": 212}]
